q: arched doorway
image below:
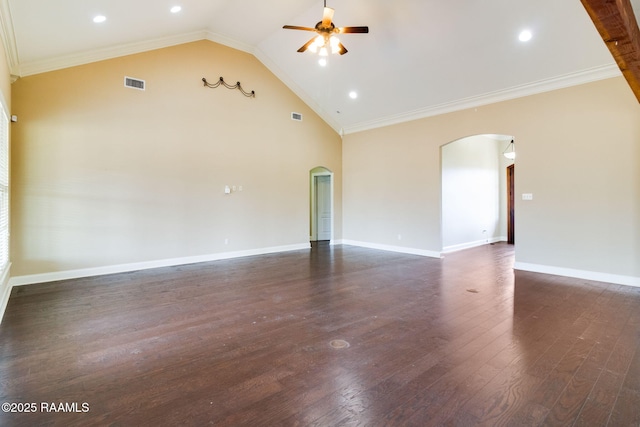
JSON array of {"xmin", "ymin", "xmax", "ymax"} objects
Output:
[
  {"xmin": 441, "ymin": 134, "xmax": 515, "ymax": 253},
  {"xmin": 310, "ymin": 167, "xmax": 333, "ymax": 244}
]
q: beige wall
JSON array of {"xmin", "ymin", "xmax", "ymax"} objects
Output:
[
  {"xmin": 8, "ymin": 38, "xmax": 640, "ymax": 284},
  {"xmin": 343, "ymin": 77, "xmax": 640, "ymax": 280},
  {"xmin": 11, "ymin": 40, "xmax": 342, "ymax": 276}
]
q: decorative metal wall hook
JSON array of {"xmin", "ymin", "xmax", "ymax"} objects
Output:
[{"xmin": 202, "ymin": 77, "xmax": 255, "ymax": 98}]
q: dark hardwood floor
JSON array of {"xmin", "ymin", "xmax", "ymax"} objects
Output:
[{"xmin": 1, "ymin": 243, "xmax": 639, "ymax": 426}]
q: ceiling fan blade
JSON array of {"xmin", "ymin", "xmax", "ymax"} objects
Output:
[
  {"xmin": 337, "ymin": 42, "xmax": 348, "ymax": 55},
  {"xmin": 338, "ymin": 26, "xmax": 369, "ymax": 34},
  {"xmin": 283, "ymin": 25, "xmax": 317, "ymax": 32},
  {"xmin": 322, "ymin": 7, "xmax": 335, "ymax": 27},
  {"xmin": 297, "ymin": 37, "xmax": 317, "ymax": 53}
]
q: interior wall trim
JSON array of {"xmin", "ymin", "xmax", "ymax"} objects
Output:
[
  {"xmin": 17, "ymin": 30, "xmax": 210, "ymax": 77},
  {"xmin": 12, "ymin": 28, "xmax": 617, "ymax": 138},
  {"xmin": 514, "ymin": 262, "xmax": 640, "ymax": 288},
  {"xmin": 442, "ymin": 237, "xmax": 506, "ymax": 254},
  {"xmin": 341, "ymin": 239, "xmax": 442, "ymax": 259},
  {"xmin": 0, "ymin": 0, "xmax": 19, "ymax": 76},
  {"xmin": 16, "ymin": 30, "xmax": 258, "ymax": 78},
  {"xmin": 342, "ymin": 64, "xmax": 621, "ymax": 135},
  {"xmin": 8, "ymin": 243, "xmax": 311, "ymax": 288}
]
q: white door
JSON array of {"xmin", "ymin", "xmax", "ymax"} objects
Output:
[{"xmin": 316, "ymin": 175, "xmax": 332, "ymax": 241}]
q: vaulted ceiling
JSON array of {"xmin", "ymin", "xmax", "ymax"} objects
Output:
[{"xmin": 1, "ymin": 0, "xmax": 638, "ymax": 134}]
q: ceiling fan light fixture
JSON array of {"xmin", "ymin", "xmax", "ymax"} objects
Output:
[
  {"xmin": 309, "ymin": 35, "xmax": 324, "ymax": 53},
  {"xmin": 329, "ymin": 36, "xmax": 341, "ymax": 54},
  {"xmin": 283, "ymin": 3, "xmax": 368, "ymax": 57}
]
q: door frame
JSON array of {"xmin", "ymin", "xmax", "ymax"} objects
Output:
[
  {"xmin": 310, "ymin": 170, "xmax": 334, "ymax": 242},
  {"xmin": 507, "ymin": 164, "xmax": 515, "ymax": 244}
]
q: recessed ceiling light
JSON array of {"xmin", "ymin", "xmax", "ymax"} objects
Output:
[
  {"xmin": 170, "ymin": 6, "xmax": 182, "ymax": 13},
  {"xmin": 349, "ymin": 91, "xmax": 358, "ymax": 99},
  {"xmin": 93, "ymin": 15, "xmax": 107, "ymax": 23},
  {"xmin": 519, "ymin": 29, "xmax": 532, "ymax": 42}
]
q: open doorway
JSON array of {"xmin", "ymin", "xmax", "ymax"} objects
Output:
[
  {"xmin": 441, "ymin": 134, "xmax": 514, "ymax": 253},
  {"xmin": 310, "ymin": 167, "xmax": 333, "ymax": 244}
]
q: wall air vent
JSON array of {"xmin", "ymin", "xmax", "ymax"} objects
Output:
[
  {"xmin": 291, "ymin": 112, "xmax": 303, "ymax": 121},
  {"xmin": 124, "ymin": 76, "xmax": 145, "ymax": 91}
]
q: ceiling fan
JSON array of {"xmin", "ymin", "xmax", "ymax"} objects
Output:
[{"xmin": 282, "ymin": 1, "xmax": 369, "ymax": 56}]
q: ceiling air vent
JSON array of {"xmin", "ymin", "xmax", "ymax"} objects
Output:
[
  {"xmin": 124, "ymin": 76, "xmax": 145, "ymax": 91},
  {"xmin": 291, "ymin": 112, "xmax": 303, "ymax": 121}
]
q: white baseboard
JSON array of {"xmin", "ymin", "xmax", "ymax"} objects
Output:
[
  {"xmin": 514, "ymin": 262, "xmax": 640, "ymax": 288},
  {"xmin": 442, "ymin": 237, "xmax": 505, "ymax": 254},
  {"xmin": 9, "ymin": 243, "xmax": 311, "ymax": 287},
  {"xmin": 0, "ymin": 263, "xmax": 12, "ymax": 324},
  {"xmin": 341, "ymin": 240, "xmax": 442, "ymax": 258}
]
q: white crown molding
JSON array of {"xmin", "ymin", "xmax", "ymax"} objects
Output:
[
  {"xmin": 17, "ymin": 30, "xmax": 212, "ymax": 77},
  {"xmin": 16, "ymin": 29, "xmax": 261, "ymax": 78},
  {"xmin": 514, "ymin": 261, "xmax": 640, "ymax": 288},
  {"xmin": 5, "ymin": 15, "xmax": 621, "ymax": 138},
  {"xmin": 341, "ymin": 64, "xmax": 622, "ymax": 135},
  {"xmin": 203, "ymin": 30, "xmax": 254, "ymax": 55},
  {"xmin": 0, "ymin": 0, "xmax": 19, "ymax": 77}
]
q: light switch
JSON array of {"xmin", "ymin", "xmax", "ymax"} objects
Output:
[{"xmin": 522, "ymin": 193, "xmax": 533, "ymax": 200}]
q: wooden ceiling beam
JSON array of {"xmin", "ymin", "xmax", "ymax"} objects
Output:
[{"xmin": 580, "ymin": 0, "xmax": 640, "ymax": 102}]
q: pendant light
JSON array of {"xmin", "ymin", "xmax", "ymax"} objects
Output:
[{"xmin": 503, "ymin": 139, "xmax": 516, "ymax": 159}]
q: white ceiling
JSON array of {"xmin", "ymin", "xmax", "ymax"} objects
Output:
[{"xmin": 2, "ymin": 0, "xmax": 625, "ymax": 134}]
